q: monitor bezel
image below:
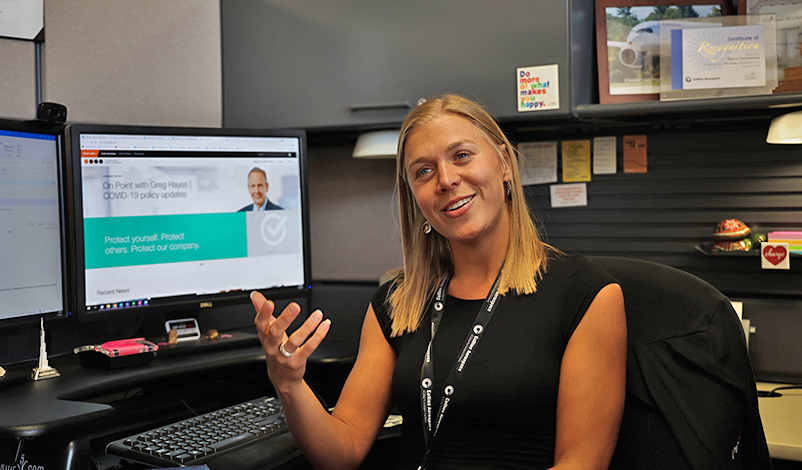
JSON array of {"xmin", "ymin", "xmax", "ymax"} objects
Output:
[
  {"xmin": 0, "ymin": 118, "xmax": 71, "ymax": 326},
  {"xmin": 68, "ymin": 123, "xmax": 312, "ymax": 323}
]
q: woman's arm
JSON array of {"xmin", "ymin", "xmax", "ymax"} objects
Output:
[
  {"xmin": 552, "ymin": 283, "xmax": 627, "ymax": 470},
  {"xmin": 253, "ymin": 292, "xmax": 396, "ymax": 470}
]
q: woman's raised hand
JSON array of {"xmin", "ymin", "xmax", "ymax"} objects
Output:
[{"xmin": 252, "ymin": 291, "xmax": 331, "ymax": 394}]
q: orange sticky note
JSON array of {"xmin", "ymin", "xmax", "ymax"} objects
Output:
[{"xmin": 623, "ymin": 135, "xmax": 647, "ymax": 173}]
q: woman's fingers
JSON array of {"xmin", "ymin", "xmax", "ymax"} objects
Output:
[
  {"xmin": 293, "ymin": 317, "xmax": 331, "ymax": 361},
  {"xmin": 283, "ymin": 310, "xmax": 326, "ymax": 354},
  {"xmin": 266, "ymin": 302, "xmax": 301, "ymax": 346},
  {"xmin": 252, "ymin": 291, "xmax": 329, "ymax": 359},
  {"xmin": 253, "ymin": 293, "xmax": 276, "ymax": 339}
]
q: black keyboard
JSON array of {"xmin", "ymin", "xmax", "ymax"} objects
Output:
[{"xmin": 106, "ymin": 396, "xmax": 288, "ymax": 467}]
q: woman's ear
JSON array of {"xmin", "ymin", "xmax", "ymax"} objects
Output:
[{"xmin": 499, "ymin": 143, "xmax": 513, "ymax": 180}]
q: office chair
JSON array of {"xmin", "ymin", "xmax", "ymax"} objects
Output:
[{"xmin": 590, "ymin": 257, "xmax": 773, "ymax": 470}]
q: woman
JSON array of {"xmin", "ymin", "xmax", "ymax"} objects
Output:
[{"xmin": 253, "ymin": 94, "xmax": 626, "ymax": 470}]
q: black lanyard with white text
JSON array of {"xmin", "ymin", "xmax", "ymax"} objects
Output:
[{"xmin": 418, "ymin": 268, "xmax": 503, "ymax": 470}]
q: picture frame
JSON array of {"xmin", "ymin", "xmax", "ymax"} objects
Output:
[
  {"xmin": 738, "ymin": 0, "xmax": 802, "ymax": 74},
  {"xmin": 738, "ymin": 0, "xmax": 801, "ymax": 15},
  {"xmin": 595, "ymin": 0, "xmax": 732, "ymax": 104}
]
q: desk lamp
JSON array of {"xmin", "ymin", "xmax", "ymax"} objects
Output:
[
  {"xmin": 766, "ymin": 110, "xmax": 802, "ymax": 144},
  {"xmin": 352, "ymin": 130, "xmax": 400, "ymax": 159}
]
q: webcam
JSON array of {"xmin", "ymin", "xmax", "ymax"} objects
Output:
[{"xmin": 36, "ymin": 102, "xmax": 67, "ymax": 126}]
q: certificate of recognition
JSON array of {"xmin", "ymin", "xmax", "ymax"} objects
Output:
[{"xmin": 671, "ymin": 24, "xmax": 766, "ymax": 90}]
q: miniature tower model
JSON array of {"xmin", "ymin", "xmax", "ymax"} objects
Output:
[{"xmin": 32, "ymin": 318, "xmax": 59, "ymax": 381}]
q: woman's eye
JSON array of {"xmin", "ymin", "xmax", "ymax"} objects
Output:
[
  {"xmin": 416, "ymin": 167, "xmax": 432, "ymax": 178},
  {"xmin": 455, "ymin": 151, "xmax": 470, "ymax": 160}
]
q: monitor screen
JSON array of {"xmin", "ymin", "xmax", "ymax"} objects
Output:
[
  {"xmin": 0, "ymin": 119, "xmax": 68, "ymax": 323},
  {"xmin": 70, "ymin": 124, "xmax": 310, "ymax": 320}
]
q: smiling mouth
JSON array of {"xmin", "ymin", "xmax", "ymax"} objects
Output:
[{"xmin": 445, "ymin": 196, "xmax": 474, "ymax": 211}]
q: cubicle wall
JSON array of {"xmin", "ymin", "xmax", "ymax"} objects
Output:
[
  {"xmin": 518, "ymin": 121, "xmax": 802, "ymax": 297},
  {"xmin": 0, "ymin": 0, "xmax": 222, "ymax": 127},
  {"xmin": 0, "ymin": 40, "xmax": 36, "ymax": 119}
]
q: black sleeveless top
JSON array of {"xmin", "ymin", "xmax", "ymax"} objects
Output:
[{"xmin": 371, "ymin": 255, "xmax": 617, "ymax": 470}]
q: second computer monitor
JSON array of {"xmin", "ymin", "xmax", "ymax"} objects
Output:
[
  {"xmin": 0, "ymin": 119, "xmax": 68, "ymax": 324},
  {"xmin": 70, "ymin": 124, "xmax": 310, "ymax": 320}
]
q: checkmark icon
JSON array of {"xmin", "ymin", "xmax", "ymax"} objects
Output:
[{"xmin": 261, "ymin": 214, "xmax": 288, "ymax": 246}]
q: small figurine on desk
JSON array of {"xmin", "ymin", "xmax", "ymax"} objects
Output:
[{"xmin": 31, "ymin": 317, "xmax": 60, "ymax": 381}]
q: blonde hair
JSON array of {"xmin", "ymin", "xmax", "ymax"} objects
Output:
[{"xmin": 387, "ymin": 94, "xmax": 549, "ymax": 337}]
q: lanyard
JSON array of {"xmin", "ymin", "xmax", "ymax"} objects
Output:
[{"xmin": 418, "ymin": 268, "xmax": 503, "ymax": 470}]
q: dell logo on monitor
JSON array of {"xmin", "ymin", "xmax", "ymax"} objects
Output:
[{"xmin": 199, "ymin": 302, "xmax": 213, "ymax": 308}]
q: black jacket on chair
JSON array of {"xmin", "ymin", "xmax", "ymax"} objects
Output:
[{"xmin": 592, "ymin": 257, "xmax": 772, "ymax": 470}]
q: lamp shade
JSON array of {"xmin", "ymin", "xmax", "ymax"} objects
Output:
[
  {"xmin": 767, "ymin": 110, "xmax": 802, "ymax": 144},
  {"xmin": 352, "ymin": 130, "xmax": 400, "ymax": 158}
]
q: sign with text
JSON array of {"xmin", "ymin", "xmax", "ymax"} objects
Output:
[
  {"xmin": 517, "ymin": 64, "xmax": 559, "ymax": 112},
  {"xmin": 561, "ymin": 140, "xmax": 591, "ymax": 182},
  {"xmin": 623, "ymin": 135, "xmax": 648, "ymax": 173},
  {"xmin": 519, "ymin": 141, "xmax": 558, "ymax": 185},
  {"xmin": 671, "ymin": 24, "xmax": 766, "ymax": 90},
  {"xmin": 550, "ymin": 183, "xmax": 588, "ymax": 208},
  {"xmin": 762, "ymin": 242, "xmax": 790, "ymax": 269}
]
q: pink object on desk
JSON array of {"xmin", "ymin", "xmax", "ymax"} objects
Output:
[{"xmin": 99, "ymin": 338, "xmax": 158, "ymax": 357}]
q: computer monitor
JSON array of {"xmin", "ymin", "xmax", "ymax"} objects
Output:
[
  {"xmin": 0, "ymin": 119, "xmax": 69, "ymax": 324},
  {"xmin": 69, "ymin": 124, "xmax": 311, "ymax": 322}
]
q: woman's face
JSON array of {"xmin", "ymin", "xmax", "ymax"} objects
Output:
[{"xmin": 404, "ymin": 113, "xmax": 511, "ymax": 248}]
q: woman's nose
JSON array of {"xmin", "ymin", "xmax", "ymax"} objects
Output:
[{"xmin": 436, "ymin": 163, "xmax": 460, "ymax": 192}]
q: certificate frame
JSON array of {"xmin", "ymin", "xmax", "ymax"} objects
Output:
[
  {"xmin": 738, "ymin": 0, "xmax": 802, "ymax": 76},
  {"xmin": 658, "ymin": 14, "xmax": 778, "ymax": 100},
  {"xmin": 594, "ymin": 0, "xmax": 732, "ymax": 104},
  {"xmin": 738, "ymin": 0, "xmax": 802, "ymax": 15}
]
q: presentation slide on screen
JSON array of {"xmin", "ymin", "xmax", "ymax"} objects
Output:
[
  {"xmin": 80, "ymin": 148, "xmax": 305, "ymax": 307},
  {"xmin": 0, "ymin": 130, "xmax": 64, "ymax": 320}
]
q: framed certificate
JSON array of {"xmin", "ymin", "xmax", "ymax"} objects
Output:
[
  {"xmin": 739, "ymin": 0, "xmax": 802, "ymax": 75},
  {"xmin": 595, "ymin": 0, "xmax": 732, "ymax": 104},
  {"xmin": 658, "ymin": 14, "xmax": 779, "ymax": 100}
]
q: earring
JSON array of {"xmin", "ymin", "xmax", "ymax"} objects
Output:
[
  {"xmin": 422, "ymin": 220, "xmax": 432, "ymax": 234},
  {"xmin": 505, "ymin": 181, "xmax": 512, "ymax": 201}
]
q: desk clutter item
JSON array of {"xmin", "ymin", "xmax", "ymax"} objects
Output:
[
  {"xmin": 154, "ymin": 330, "xmax": 260, "ymax": 358},
  {"xmin": 711, "ymin": 219, "xmax": 765, "ymax": 253},
  {"xmin": 106, "ymin": 396, "xmax": 287, "ymax": 467},
  {"xmin": 768, "ymin": 231, "xmax": 802, "ymax": 254},
  {"xmin": 32, "ymin": 318, "xmax": 59, "ymax": 381},
  {"xmin": 74, "ymin": 338, "xmax": 158, "ymax": 370}
]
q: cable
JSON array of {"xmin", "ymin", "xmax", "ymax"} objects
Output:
[
  {"xmin": 769, "ymin": 384, "xmax": 802, "ymax": 394},
  {"xmin": 174, "ymin": 390, "xmax": 199, "ymax": 416}
]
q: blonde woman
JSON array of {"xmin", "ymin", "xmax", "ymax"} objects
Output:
[{"xmin": 253, "ymin": 94, "xmax": 626, "ymax": 470}]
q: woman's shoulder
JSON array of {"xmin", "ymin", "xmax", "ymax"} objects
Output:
[
  {"xmin": 370, "ymin": 278, "xmax": 398, "ymax": 340},
  {"xmin": 543, "ymin": 251, "xmax": 617, "ymax": 285}
]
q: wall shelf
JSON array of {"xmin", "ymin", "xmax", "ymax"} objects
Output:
[{"xmin": 574, "ymin": 93, "xmax": 802, "ymax": 125}]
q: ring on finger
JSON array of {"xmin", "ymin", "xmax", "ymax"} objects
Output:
[{"xmin": 279, "ymin": 341, "xmax": 296, "ymax": 358}]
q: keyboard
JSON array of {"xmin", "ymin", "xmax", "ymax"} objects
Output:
[{"xmin": 106, "ymin": 396, "xmax": 288, "ymax": 467}]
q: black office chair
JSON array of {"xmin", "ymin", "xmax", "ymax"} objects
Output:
[{"xmin": 590, "ymin": 257, "xmax": 773, "ymax": 470}]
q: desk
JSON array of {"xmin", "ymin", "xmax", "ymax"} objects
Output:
[
  {"xmin": 0, "ymin": 337, "xmax": 356, "ymax": 470},
  {"xmin": 757, "ymin": 382, "xmax": 802, "ymax": 462}
]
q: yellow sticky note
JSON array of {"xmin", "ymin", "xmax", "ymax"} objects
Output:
[{"xmin": 561, "ymin": 140, "xmax": 591, "ymax": 182}]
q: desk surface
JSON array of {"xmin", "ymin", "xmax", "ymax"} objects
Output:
[
  {"xmin": 757, "ymin": 382, "xmax": 802, "ymax": 461},
  {"xmin": 0, "ymin": 344, "xmax": 267, "ymax": 438}
]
